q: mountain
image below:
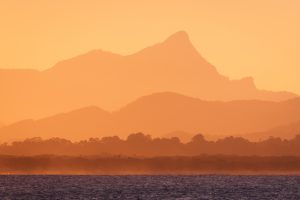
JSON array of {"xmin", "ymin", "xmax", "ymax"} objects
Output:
[
  {"xmin": 1, "ymin": 92, "xmax": 300, "ymax": 142},
  {"xmin": 112, "ymin": 92, "xmax": 300, "ymax": 138},
  {"xmin": 244, "ymin": 120, "xmax": 300, "ymax": 141},
  {"xmin": 0, "ymin": 31, "xmax": 296, "ymax": 123},
  {"xmin": 0, "ymin": 106, "xmax": 112, "ymax": 142}
]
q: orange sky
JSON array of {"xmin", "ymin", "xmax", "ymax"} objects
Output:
[{"xmin": 0, "ymin": 0, "xmax": 299, "ymax": 95}]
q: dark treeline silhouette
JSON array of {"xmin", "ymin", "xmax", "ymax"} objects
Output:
[
  {"xmin": 1, "ymin": 133, "xmax": 300, "ymax": 156},
  {"xmin": 1, "ymin": 155, "xmax": 300, "ymax": 174}
]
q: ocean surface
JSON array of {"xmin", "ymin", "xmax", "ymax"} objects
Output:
[{"xmin": 0, "ymin": 175, "xmax": 299, "ymax": 199}]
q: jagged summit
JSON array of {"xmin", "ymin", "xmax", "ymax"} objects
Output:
[
  {"xmin": 163, "ymin": 31, "xmax": 191, "ymax": 44},
  {"xmin": 132, "ymin": 30, "xmax": 196, "ymax": 58},
  {"xmin": 160, "ymin": 31, "xmax": 196, "ymax": 53}
]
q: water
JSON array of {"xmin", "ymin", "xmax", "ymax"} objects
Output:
[{"xmin": 0, "ymin": 175, "xmax": 299, "ymax": 199}]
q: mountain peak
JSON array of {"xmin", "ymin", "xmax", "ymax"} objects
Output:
[
  {"xmin": 130, "ymin": 30, "xmax": 198, "ymax": 59},
  {"xmin": 164, "ymin": 31, "xmax": 191, "ymax": 45}
]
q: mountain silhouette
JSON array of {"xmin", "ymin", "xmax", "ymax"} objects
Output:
[
  {"xmin": 1, "ymin": 92, "xmax": 300, "ymax": 142},
  {"xmin": 245, "ymin": 120, "xmax": 300, "ymax": 141},
  {"xmin": 0, "ymin": 106, "xmax": 112, "ymax": 142},
  {"xmin": 0, "ymin": 31, "xmax": 296, "ymax": 123}
]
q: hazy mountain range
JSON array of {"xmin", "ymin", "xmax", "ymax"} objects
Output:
[
  {"xmin": 1, "ymin": 92, "xmax": 300, "ymax": 142},
  {"xmin": 246, "ymin": 120, "xmax": 300, "ymax": 141},
  {"xmin": 0, "ymin": 31, "xmax": 296, "ymax": 124}
]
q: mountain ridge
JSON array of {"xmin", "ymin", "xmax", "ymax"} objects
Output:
[
  {"xmin": 0, "ymin": 31, "xmax": 297, "ymax": 124},
  {"xmin": 1, "ymin": 92, "xmax": 300, "ymax": 142}
]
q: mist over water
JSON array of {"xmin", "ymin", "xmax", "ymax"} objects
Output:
[{"xmin": 0, "ymin": 175, "xmax": 299, "ymax": 199}]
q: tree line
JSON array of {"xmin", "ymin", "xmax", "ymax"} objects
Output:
[{"xmin": 1, "ymin": 133, "xmax": 300, "ymax": 156}]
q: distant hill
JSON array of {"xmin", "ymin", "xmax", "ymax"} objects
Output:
[
  {"xmin": 244, "ymin": 120, "xmax": 300, "ymax": 141},
  {"xmin": 1, "ymin": 92, "xmax": 300, "ymax": 142},
  {"xmin": 0, "ymin": 31, "xmax": 296, "ymax": 123}
]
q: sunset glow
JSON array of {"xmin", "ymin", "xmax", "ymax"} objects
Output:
[{"xmin": 1, "ymin": 3, "xmax": 300, "ymax": 197}]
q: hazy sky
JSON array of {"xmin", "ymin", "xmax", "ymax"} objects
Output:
[{"xmin": 1, "ymin": 0, "xmax": 299, "ymax": 94}]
